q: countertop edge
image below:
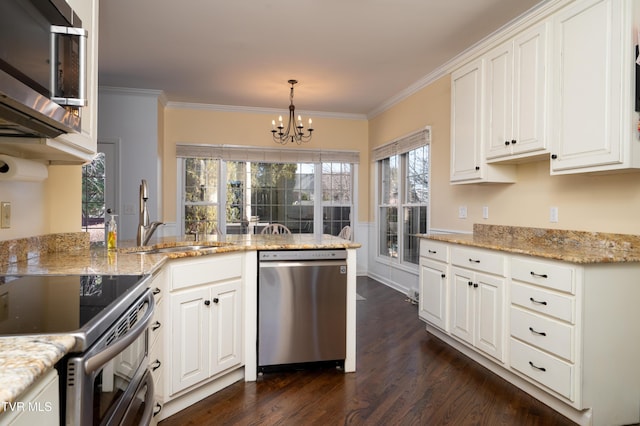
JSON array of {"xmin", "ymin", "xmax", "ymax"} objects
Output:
[{"xmin": 419, "ymin": 234, "xmax": 640, "ymax": 264}]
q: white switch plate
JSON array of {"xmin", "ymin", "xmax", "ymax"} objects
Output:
[
  {"xmin": 482, "ymin": 206, "xmax": 489, "ymax": 219},
  {"xmin": 458, "ymin": 205, "xmax": 467, "ymax": 219},
  {"xmin": 0, "ymin": 202, "xmax": 10, "ymax": 229},
  {"xmin": 550, "ymin": 206, "xmax": 559, "ymax": 223}
]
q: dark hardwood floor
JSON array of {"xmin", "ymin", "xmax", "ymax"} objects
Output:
[{"xmin": 159, "ymin": 276, "xmax": 576, "ymax": 426}]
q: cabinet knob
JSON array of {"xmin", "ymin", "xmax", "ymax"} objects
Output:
[
  {"xmin": 468, "ymin": 281, "xmax": 473, "ymax": 286},
  {"xmin": 511, "ymin": 139, "xmax": 517, "ymax": 144},
  {"xmin": 153, "ymin": 403, "xmax": 162, "ymax": 417},
  {"xmin": 551, "ymin": 154, "xmax": 558, "ymax": 159},
  {"xmin": 441, "ymin": 274, "xmax": 446, "ymax": 278},
  {"xmin": 213, "ymin": 298, "xmax": 219, "ymax": 304},
  {"xmin": 204, "ymin": 300, "xmax": 211, "ymax": 306},
  {"xmin": 151, "ymin": 321, "xmax": 161, "ymax": 331},
  {"xmin": 152, "ymin": 287, "xmax": 161, "ymax": 295},
  {"xmin": 151, "ymin": 359, "xmax": 162, "ymax": 371},
  {"xmin": 504, "ymin": 140, "xmax": 510, "ymax": 146},
  {"xmin": 475, "ymin": 166, "xmax": 480, "ymax": 171},
  {"xmin": 473, "ymin": 283, "xmax": 478, "ymax": 288}
]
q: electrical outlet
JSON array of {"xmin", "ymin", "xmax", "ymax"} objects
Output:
[
  {"xmin": 458, "ymin": 205, "xmax": 467, "ymax": 219},
  {"xmin": 0, "ymin": 202, "xmax": 10, "ymax": 229},
  {"xmin": 482, "ymin": 206, "xmax": 489, "ymax": 219},
  {"xmin": 550, "ymin": 206, "xmax": 559, "ymax": 223}
]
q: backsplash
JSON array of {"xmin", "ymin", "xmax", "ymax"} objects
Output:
[{"xmin": 0, "ymin": 232, "xmax": 89, "ymax": 269}]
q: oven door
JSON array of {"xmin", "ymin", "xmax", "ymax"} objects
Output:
[{"xmin": 65, "ymin": 290, "xmax": 155, "ymax": 426}]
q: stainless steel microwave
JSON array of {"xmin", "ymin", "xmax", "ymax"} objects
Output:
[{"xmin": 0, "ymin": 0, "xmax": 88, "ymax": 138}]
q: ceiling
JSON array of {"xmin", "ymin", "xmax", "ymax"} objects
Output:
[{"xmin": 98, "ymin": 0, "xmax": 545, "ymax": 117}]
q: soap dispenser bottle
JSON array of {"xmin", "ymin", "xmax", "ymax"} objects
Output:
[{"xmin": 107, "ymin": 208, "xmax": 118, "ymax": 251}]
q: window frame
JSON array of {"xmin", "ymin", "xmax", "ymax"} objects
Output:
[
  {"xmin": 177, "ymin": 152, "xmax": 358, "ymax": 237},
  {"xmin": 374, "ymin": 128, "xmax": 431, "ymax": 270}
]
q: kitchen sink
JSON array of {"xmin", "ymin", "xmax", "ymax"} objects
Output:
[{"xmin": 132, "ymin": 242, "xmax": 232, "ymax": 254}]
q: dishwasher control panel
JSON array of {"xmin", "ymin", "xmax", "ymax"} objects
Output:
[{"xmin": 259, "ymin": 249, "xmax": 347, "ymax": 261}]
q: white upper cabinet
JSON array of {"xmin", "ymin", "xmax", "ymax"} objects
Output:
[
  {"xmin": 56, "ymin": 0, "xmax": 99, "ymax": 162},
  {"xmin": 450, "ymin": 58, "xmax": 517, "ymax": 184},
  {"xmin": 550, "ymin": 0, "xmax": 638, "ymax": 174},
  {"xmin": 0, "ymin": 0, "xmax": 98, "ymax": 164},
  {"xmin": 486, "ymin": 22, "xmax": 551, "ymax": 162}
]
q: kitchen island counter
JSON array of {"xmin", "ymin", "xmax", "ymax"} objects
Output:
[
  {"xmin": 0, "ymin": 233, "xmax": 360, "ymax": 414},
  {"xmin": 2, "ymin": 233, "xmax": 360, "ymax": 275}
]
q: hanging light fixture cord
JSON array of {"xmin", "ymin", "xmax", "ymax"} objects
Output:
[{"xmin": 271, "ymin": 79, "xmax": 314, "ymax": 144}]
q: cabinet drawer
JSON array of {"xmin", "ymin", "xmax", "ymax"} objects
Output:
[
  {"xmin": 511, "ymin": 257, "xmax": 575, "ymax": 294},
  {"xmin": 510, "ymin": 338, "xmax": 574, "ymax": 401},
  {"xmin": 451, "ymin": 246, "xmax": 506, "ymax": 276},
  {"xmin": 420, "ymin": 240, "xmax": 449, "ymax": 262},
  {"xmin": 510, "ymin": 306, "xmax": 574, "ymax": 361},
  {"xmin": 511, "ymin": 282, "xmax": 575, "ymax": 323},
  {"xmin": 171, "ymin": 254, "xmax": 243, "ymax": 290}
]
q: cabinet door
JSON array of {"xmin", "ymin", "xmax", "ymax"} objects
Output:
[
  {"xmin": 451, "ymin": 58, "xmax": 484, "ymax": 182},
  {"xmin": 57, "ymin": 0, "xmax": 98, "ymax": 157},
  {"xmin": 512, "ymin": 21, "xmax": 549, "ymax": 156},
  {"xmin": 419, "ymin": 259, "xmax": 448, "ymax": 331},
  {"xmin": 551, "ymin": 0, "xmax": 625, "ymax": 172},
  {"xmin": 171, "ymin": 287, "xmax": 210, "ymax": 395},
  {"xmin": 210, "ymin": 279, "xmax": 243, "ymax": 376},
  {"xmin": 474, "ymin": 272, "xmax": 505, "ymax": 361},
  {"xmin": 450, "ymin": 267, "xmax": 474, "ymax": 345},
  {"xmin": 485, "ymin": 42, "xmax": 513, "ymax": 160}
]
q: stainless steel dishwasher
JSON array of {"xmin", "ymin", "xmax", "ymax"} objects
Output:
[{"xmin": 258, "ymin": 249, "xmax": 347, "ymax": 370}]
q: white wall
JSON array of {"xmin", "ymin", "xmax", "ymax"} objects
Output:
[{"xmin": 98, "ymin": 87, "xmax": 164, "ymax": 242}]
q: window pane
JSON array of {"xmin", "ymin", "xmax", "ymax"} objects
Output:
[
  {"xmin": 406, "ymin": 146, "xmax": 429, "ymax": 204},
  {"xmin": 82, "ymin": 153, "xmax": 106, "ymax": 244},
  {"xmin": 185, "ymin": 158, "xmax": 218, "ymax": 203},
  {"xmin": 403, "ymin": 206, "xmax": 427, "ymax": 264},
  {"xmin": 323, "ymin": 206, "xmax": 351, "ymax": 236},
  {"xmin": 379, "ymin": 206, "xmax": 398, "ymax": 258},
  {"xmin": 380, "ymin": 156, "xmax": 399, "ymax": 205},
  {"xmin": 185, "ymin": 205, "xmax": 217, "ymax": 234}
]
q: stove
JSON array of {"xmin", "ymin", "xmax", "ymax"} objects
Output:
[{"xmin": 0, "ymin": 274, "xmax": 150, "ymax": 351}]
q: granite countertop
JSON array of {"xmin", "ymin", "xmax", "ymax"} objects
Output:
[
  {"xmin": 0, "ymin": 233, "xmax": 360, "ymax": 413},
  {"xmin": 0, "ymin": 336, "xmax": 76, "ymax": 414},
  {"xmin": 420, "ymin": 224, "xmax": 640, "ymax": 264}
]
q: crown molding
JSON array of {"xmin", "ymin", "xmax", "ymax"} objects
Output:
[
  {"xmin": 367, "ymin": 0, "xmax": 566, "ymax": 119},
  {"xmin": 164, "ymin": 101, "xmax": 367, "ymax": 121}
]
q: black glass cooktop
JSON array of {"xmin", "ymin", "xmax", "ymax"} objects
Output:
[{"xmin": 0, "ymin": 275, "xmax": 148, "ymax": 340}]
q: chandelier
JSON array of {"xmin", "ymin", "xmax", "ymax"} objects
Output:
[{"xmin": 271, "ymin": 79, "xmax": 314, "ymax": 145}]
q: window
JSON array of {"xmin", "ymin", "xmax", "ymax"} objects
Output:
[
  {"xmin": 375, "ymin": 128, "xmax": 430, "ymax": 266},
  {"xmin": 322, "ymin": 162, "xmax": 353, "ymax": 236},
  {"xmin": 177, "ymin": 146, "xmax": 358, "ymax": 237},
  {"xmin": 183, "ymin": 158, "xmax": 219, "ymax": 235},
  {"xmin": 82, "ymin": 153, "xmax": 106, "ymax": 244}
]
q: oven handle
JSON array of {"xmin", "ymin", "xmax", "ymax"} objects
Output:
[
  {"xmin": 122, "ymin": 368, "xmax": 155, "ymax": 425},
  {"xmin": 84, "ymin": 289, "xmax": 155, "ymax": 374}
]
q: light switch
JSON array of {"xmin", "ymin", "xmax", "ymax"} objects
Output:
[
  {"xmin": 458, "ymin": 205, "xmax": 467, "ymax": 219},
  {"xmin": 0, "ymin": 202, "xmax": 10, "ymax": 229}
]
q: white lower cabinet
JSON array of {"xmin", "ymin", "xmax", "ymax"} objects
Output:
[
  {"xmin": 419, "ymin": 238, "xmax": 640, "ymax": 425},
  {"xmin": 450, "ymin": 266, "xmax": 505, "ymax": 362},
  {"xmin": 418, "ymin": 240, "xmax": 449, "ymax": 331},
  {"xmin": 0, "ymin": 369, "xmax": 59, "ymax": 426},
  {"xmin": 167, "ymin": 254, "xmax": 244, "ymax": 397}
]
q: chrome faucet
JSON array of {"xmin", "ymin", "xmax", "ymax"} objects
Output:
[{"xmin": 137, "ymin": 179, "xmax": 164, "ymax": 246}]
